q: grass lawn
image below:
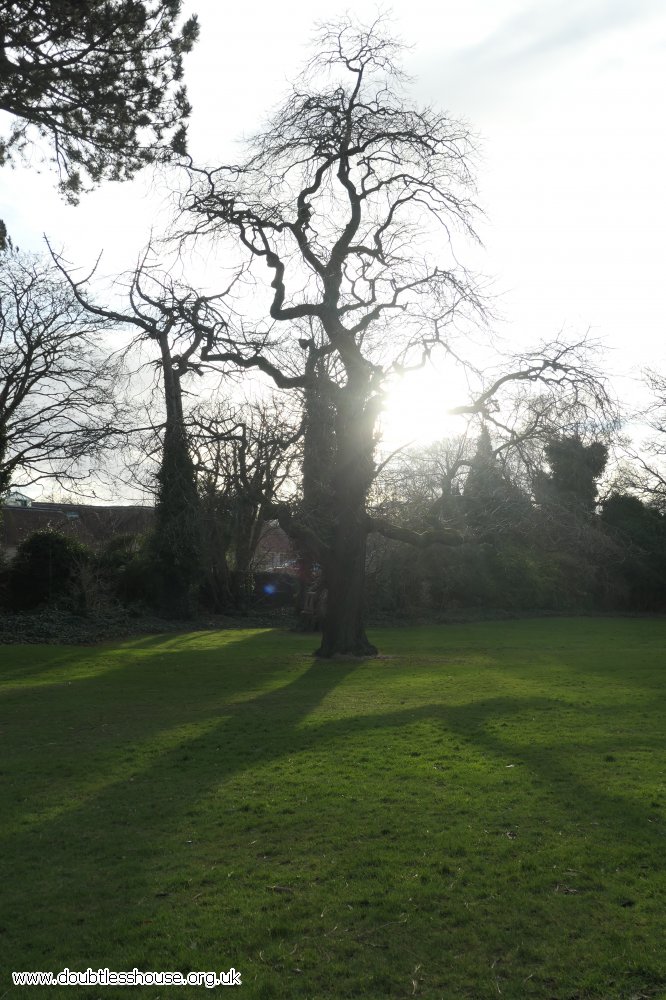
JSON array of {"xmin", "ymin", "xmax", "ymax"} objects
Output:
[{"xmin": 1, "ymin": 618, "xmax": 665, "ymax": 999}]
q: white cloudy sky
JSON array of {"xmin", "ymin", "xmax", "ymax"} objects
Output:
[{"xmin": 2, "ymin": 0, "xmax": 665, "ymax": 448}]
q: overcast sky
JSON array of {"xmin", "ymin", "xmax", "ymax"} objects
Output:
[{"xmin": 2, "ymin": 0, "xmax": 665, "ymax": 447}]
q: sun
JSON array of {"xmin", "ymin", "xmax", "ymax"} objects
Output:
[{"xmin": 379, "ymin": 363, "xmax": 472, "ymax": 449}]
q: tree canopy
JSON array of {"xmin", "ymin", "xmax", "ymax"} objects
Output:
[
  {"xmin": 0, "ymin": 0, "xmax": 198, "ymax": 200},
  {"xmin": 542, "ymin": 436, "xmax": 608, "ymax": 513}
]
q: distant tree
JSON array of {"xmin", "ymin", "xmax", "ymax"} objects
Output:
[
  {"xmin": 374, "ymin": 432, "xmax": 472, "ymax": 529},
  {"xmin": 369, "ymin": 372, "xmax": 619, "ymax": 617},
  {"xmin": 463, "ymin": 425, "xmax": 529, "ymax": 538},
  {"xmin": 601, "ymin": 493, "xmax": 666, "ymax": 609},
  {"xmin": 540, "ymin": 435, "xmax": 609, "ymax": 513},
  {"xmin": 0, "ymin": 249, "xmax": 123, "ymax": 495},
  {"xmin": 621, "ymin": 369, "xmax": 666, "ymax": 512},
  {"xmin": 191, "ymin": 398, "xmax": 301, "ymax": 610},
  {"xmin": 0, "ymin": 0, "xmax": 198, "ymax": 200},
  {"xmin": 47, "ymin": 248, "xmax": 226, "ymax": 617}
]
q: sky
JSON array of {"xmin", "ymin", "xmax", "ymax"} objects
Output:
[{"xmin": 2, "ymin": 0, "xmax": 666, "ymax": 453}]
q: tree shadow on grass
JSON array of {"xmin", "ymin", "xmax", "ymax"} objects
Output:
[
  {"xmin": 1, "ymin": 629, "xmax": 665, "ymax": 991},
  {"xmin": 275, "ymin": 694, "xmax": 666, "ymax": 834},
  {"xmin": 0, "ymin": 644, "xmax": 94, "ymax": 686},
  {"xmin": 1, "ymin": 629, "xmax": 318, "ymax": 806},
  {"xmin": 0, "ymin": 630, "xmax": 361, "ymax": 964},
  {"xmin": 0, "ymin": 628, "xmax": 272, "ymax": 691}
]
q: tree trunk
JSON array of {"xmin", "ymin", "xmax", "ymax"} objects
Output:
[
  {"xmin": 0, "ymin": 422, "xmax": 10, "ymax": 500},
  {"xmin": 148, "ymin": 333, "xmax": 202, "ymax": 617},
  {"xmin": 314, "ymin": 376, "xmax": 380, "ymax": 657},
  {"xmin": 200, "ymin": 492, "xmax": 233, "ymax": 612},
  {"xmin": 316, "ymin": 515, "xmax": 377, "ymax": 656},
  {"xmin": 231, "ymin": 501, "xmax": 263, "ymax": 610}
]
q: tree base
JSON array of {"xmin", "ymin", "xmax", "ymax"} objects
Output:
[{"xmin": 314, "ymin": 636, "xmax": 378, "ymax": 658}]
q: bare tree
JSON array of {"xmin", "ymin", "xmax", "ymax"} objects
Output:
[
  {"xmin": 619, "ymin": 369, "xmax": 666, "ymax": 512},
  {"xmin": 48, "ymin": 245, "xmax": 237, "ymax": 439},
  {"xmin": 48, "ymin": 245, "xmax": 238, "ymax": 614},
  {"xmin": 190, "ymin": 396, "xmax": 301, "ymax": 608},
  {"xmin": 174, "ymin": 18, "xmax": 617, "ymax": 655},
  {"xmin": 175, "ymin": 18, "xmax": 487, "ymax": 654},
  {"xmin": 0, "ymin": 249, "xmax": 123, "ymax": 496}
]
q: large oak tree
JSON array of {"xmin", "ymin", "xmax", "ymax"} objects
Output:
[
  {"xmin": 176, "ymin": 18, "xmax": 614, "ymax": 656},
  {"xmin": 179, "ymin": 19, "xmax": 483, "ymax": 654}
]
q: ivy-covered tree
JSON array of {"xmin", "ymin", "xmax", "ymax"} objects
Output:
[
  {"xmin": 146, "ymin": 421, "xmax": 202, "ymax": 617},
  {"xmin": 541, "ymin": 436, "xmax": 608, "ymax": 513},
  {"xmin": 179, "ymin": 19, "xmax": 486, "ymax": 655},
  {"xmin": 0, "ymin": 0, "xmax": 198, "ymax": 200},
  {"xmin": 48, "ymin": 246, "xmax": 220, "ymax": 617}
]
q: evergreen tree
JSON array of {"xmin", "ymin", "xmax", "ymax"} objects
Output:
[
  {"xmin": 601, "ymin": 493, "xmax": 666, "ymax": 609},
  {"xmin": 542, "ymin": 436, "xmax": 608, "ymax": 513},
  {"xmin": 147, "ymin": 426, "xmax": 202, "ymax": 618},
  {"xmin": 0, "ymin": 0, "xmax": 198, "ymax": 200},
  {"xmin": 463, "ymin": 425, "xmax": 528, "ymax": 537}
]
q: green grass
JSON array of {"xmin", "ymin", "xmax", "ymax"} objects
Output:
[{"xmin": 1, "ymin": 618, "xmax": 665, "ymax": 999}]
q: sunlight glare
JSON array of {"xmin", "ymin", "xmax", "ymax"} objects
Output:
[{"xmin": 379, "ymin": 364, "xmax": 472, "ymax": 449}]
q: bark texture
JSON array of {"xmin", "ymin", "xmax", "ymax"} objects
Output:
[{"xmin": 315, "ymin": 378, "xmax": 380, "ymax": 656}]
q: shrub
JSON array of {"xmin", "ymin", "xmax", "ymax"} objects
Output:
[{"xmin": 8, "ymin": 529, "xmax": 91, "ymax": 611}]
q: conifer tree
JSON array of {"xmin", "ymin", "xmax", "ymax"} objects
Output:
[{"xmin": 0, "ymin": 0, "xmax": 198, "ymax": 200}]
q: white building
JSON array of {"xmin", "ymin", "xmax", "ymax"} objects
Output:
[{"xmin": 4, "ymin": 491, "xmax": 32, "ymax": 508}]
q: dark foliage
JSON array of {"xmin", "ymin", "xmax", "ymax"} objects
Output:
[
  {"xmin": 95, "ymin": 532, "xmax": 152, "ymax": 607},
  {"xmin": 0, "ymin": 0, "xmax": 198, "ymax": 199},
  {"xmin": 146, "ymin": 426, "xmax": 202, "ymax": 617},
  {"xmin": 601, "ymin": 493, "xmax": 666, "ymax": 610},
  {"xmin": 366, "ymin": 429, "xmax": 662, "ymax": 618},
  {"xmin": 540, "ymin": 436, "xmax": 609, "ymax": 513},
  {"xmin": 7, "ymin": 528, "xmax": 90, "ymax": 611}
]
